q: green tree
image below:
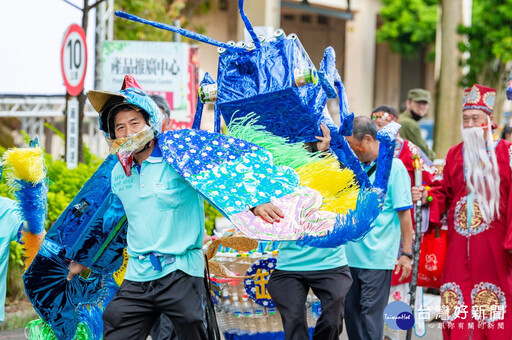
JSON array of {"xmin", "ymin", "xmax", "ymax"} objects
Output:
[
  {"xmin": 114, "ymin": 0, "xmax": 214, "ymax": 41},
  {"xmin": 377, "ymin": 0, "xmax": 438, "ymax": 58},
  {"xmin": 458, "ymin": 0, "xmax": 512, "ymax": 88},
  {"xmin": 458, "ymin": 0, "xmax": 512, "ymax": 124}
]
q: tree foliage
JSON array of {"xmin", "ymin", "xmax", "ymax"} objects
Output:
[
  {"xmin": 114, "ymin": 0, "xmax": 214, "ymax": 41},
  {"xmin": 457, "ymin": 0, "xmax": 512, "ymax": 89},
  {"xmin": 377, "ymin": 0, "xmax": 438, "ymax": 58}
]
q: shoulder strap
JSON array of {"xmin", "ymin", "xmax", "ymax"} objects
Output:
[{"xmin": 366, "ymin": 163, "xmax": 378, "ymax": 177}]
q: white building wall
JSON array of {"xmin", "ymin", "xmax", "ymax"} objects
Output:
[{"xmin": 344, "ymin": 0, "xmax": 381, "ymax": 116}]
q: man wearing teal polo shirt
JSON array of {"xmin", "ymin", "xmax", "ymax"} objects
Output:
[
  {"xmin": 70, "ymin": 78, "xmax": 283, "ymax": 340},
  {"xmin": 267, "ymin": 123, "xmax": 353, "ymax": 340},
  {"xmin": 344, "ymin": 117, "xmax": 413, "ymax": 340},
  {"xmin": 0, "ymin": 195, "xmax": 23, "ymax": 327}
]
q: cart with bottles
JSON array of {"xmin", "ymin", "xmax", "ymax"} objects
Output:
[{"xmin": 209, "ymin": 240, "xmax": 321, "ymax": 340}]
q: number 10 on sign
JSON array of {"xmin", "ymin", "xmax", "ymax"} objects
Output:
[{"xmin": 61, "ymin": 24, "xmax": 87, "ymax": 97}]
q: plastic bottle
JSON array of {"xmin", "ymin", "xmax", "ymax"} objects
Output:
[
  {"xmin": 232, "ymin": 294, "xmax": 244, "ymax": 335},
  {"xmin": 274, "ymin": 28, "xmax": 286, "ymax": 40},
  {"xmin": 311, "ymin": 294, "xmax": 322, "ymax": 319},
  {"xmin": 266, "ymin": 306, "xmax": 281, "ymax": 333},
  {"xmin": 252, "ymin": 301, "xmax": 266, "ymax": 333},
  {"xmin": 306, "ymin": 291, "xmax": 314, "ymax": 327},
  {"xmin": 242, "ymin": 294, "xmax": 256, "ymax": 335},
  {"xmin": 220, "ymin": 290, "xmax": 232, "ymax": 334},
  {"xmin": 250, "ymin": 251, "xmax": 262, "ymax": 265},
  {"xmin": 214, "ymin": 292, "xmax": 225, "ymax": 331},
  {"xmin": 214, "ymin": 251, "xmax": 225, "ymax": 269},
  {"xmin": 235, "ymin": 253, "xmax": 242, "ymax": 275},
  {"xmin": 224, "ymin": 252, "xmax": 235, "ymax": 273},
  {"xmin": 245, "ymin": 253, "xmax": 252, "ymax": 274}
]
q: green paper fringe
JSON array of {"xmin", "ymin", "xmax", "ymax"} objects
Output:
[
  {"xmin": 226, "ymin": 114, "xmax": 322, "ymax": 170},
  {"xmin": 26, "ymin": 318, "xmax": 91, "ymax": 340}
]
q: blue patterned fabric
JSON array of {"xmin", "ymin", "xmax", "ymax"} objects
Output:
[{"xmin": 159, "ymin": 130, "xmax": 299, "ymax": 215}]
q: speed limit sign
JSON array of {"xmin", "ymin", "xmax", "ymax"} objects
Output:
[{"xmin": 61, "ymin": 24, "xmax": 87, "ymax": 96}]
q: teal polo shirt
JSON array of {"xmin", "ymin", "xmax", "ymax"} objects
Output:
[
  {"xmin": 0, "ymin": 197, "xmax": 23, "ymax": 322},
  {"xmin": 345, "ymin": 158, "xmax": 412, "ymax": 270},
  {"xmin": 276, "ymin": 241, "xmax": 348, "ymax": 271},
  {"xmin": 111, "ymin": 142, "xmax": 205, "ymax": 281}
]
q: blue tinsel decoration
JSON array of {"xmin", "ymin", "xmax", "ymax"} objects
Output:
[{"xmin": 14, "ymin": 179, "xmax": 48, "ymax": 235}]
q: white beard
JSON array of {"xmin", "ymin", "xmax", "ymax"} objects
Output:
[{"xmin": 460, "ymin": 118, "xmax": 500, "ymax": 222}]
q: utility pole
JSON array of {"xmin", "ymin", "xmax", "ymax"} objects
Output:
[
  {"xmin": 95, "ymin": 0, "xmax": 114, "ymax": 90},
  {"xmin": 62, "ymin": 0, "xmax": 107, "ymax": 163}
]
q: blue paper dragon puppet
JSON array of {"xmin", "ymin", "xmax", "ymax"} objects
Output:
[
  {"xmin": 21, "ymin": 1, "xmax": 401, "ymax": 339},
  {"xmin": 114, "ymin": 0, "xmax": 399, "ymax": 248}
]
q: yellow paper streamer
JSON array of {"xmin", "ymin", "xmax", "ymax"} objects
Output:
[
  {"xmin": 296, "ymin": 156, "xmax": 359, "ymax": 214},
  {"xmin": 2, "ymin": 147, "xmax": 46, "ymax": 183},
  {"xmin": 113, "ymin": 249, "xmax": 129, "ymax": 286}
]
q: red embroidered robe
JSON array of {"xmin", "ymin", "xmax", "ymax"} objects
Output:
[{"xmin": 430, "ymin": 139, "xmax": 512, "ymax": 339}]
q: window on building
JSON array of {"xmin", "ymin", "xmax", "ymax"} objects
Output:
[
  {"xmin": 283, "ymin": 14, "xmax": 295, "ymax": 21},
  {"xmin": 318, "ymin": 15, "xmax": 328, "ymax": 25},
  {"xmin": 301, "ymin": 15, "xmax": 312, "ymax": 23}
]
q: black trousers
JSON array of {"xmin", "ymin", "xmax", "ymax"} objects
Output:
[
  {"xmin": 344, "ymin": 267, "xmax": 392, "ymax": 340},
  {"xmin": 267, "ymin": 265, "xmax": 353, "ymax": 340},
  {"xmin": 151, "ymin": 315, "xmax": 178, "ymax": 340},
  {"xmin": 103, "ymin": 270, "xmax": 208, "ymax": 340}
]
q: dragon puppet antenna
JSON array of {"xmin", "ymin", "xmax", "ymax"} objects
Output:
[
  {"xmin": 237, "ymin": 0, "xmax": 261, "ymax": 49},
  {"xmin": 115, "ymin": 9, "xmax": 249, "ymax": 54}
]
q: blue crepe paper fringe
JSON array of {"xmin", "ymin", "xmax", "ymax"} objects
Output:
[
  {"xmin": 76, "ymin": 275, "xmax": 119, "ymax": 340},
  {"xmin": 373, "ymin": 121, "xmax": 400, "ymax": 194},
  {"xmin": 14, "ymin": 179, "xmax": 48, "ymax": 235}
]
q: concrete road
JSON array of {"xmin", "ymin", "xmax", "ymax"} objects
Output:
[
  {"xmin": 1, "ymin": 324, "xmax": 443, "ymax": 340},
  {"xmin": 0, "ymin": 329, "xmax": 27, "ymax": 340}
]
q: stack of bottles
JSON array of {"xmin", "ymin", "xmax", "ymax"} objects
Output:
[
  {"xmin": 211, "ymin": 242, "xmax": 322, "ymax": 339},
  {"xmin": 215, "ymin": 289, "xmax": 284, "ymax": 340}
]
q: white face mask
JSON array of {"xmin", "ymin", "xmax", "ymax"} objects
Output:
[
  {"xmin": 107, "ymin": 125, "xmax": 155, "ymax": 176},
  {"xmin": 460, "ymin": 116, "xmax": 500, "ymax": 222},
  {"xmin": 107, "ymin": 124, "xmax": 154, "ymax": 155}
]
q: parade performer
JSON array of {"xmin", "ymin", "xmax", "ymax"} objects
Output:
[
  {"xmin": 22, "ymin": 73, "xmax": 398, "ymax": 339},
  {"xmin": 149, "ymin": 93, "xmax": 178, "ymax": 340},
  {"xmin": 372, "ymin": 105, "xmax": 438, "ymax": 338},
  {"xmin": 72, "ymin": 76, "xmax": 283, "ymax": 339},
  {"xmin": 0, "ymin": 195, "xmax": 23, "ymax": 327},
  {"xmin": 266, "ymin": 125, "xmax": 353, "ymax": 340},
  {"xmin": 413, "ymin": 84, "xmax": 512, "ymax": 339},
  {"xmin": 344, "ymin": 117, "xmax": 414, "ymax": 340},
  {"xmin": 371, "ymin": 105, "xmax": 437, "ymax": 288},
  {"xmin": 0, "ymin": 144, "xmax": 48, "ymax": 327}
]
